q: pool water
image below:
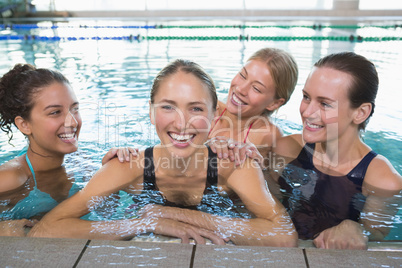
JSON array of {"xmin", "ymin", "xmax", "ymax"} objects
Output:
[{"xmin": 0, "ymin": 19, "xmax": 401, "ymax": 240}]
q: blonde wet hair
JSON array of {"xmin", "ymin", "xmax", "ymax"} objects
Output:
[{"xmin": 248, "ymin": 48, "xmax": 298, "ymax": 116}]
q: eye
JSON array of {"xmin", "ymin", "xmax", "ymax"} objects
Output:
[
  {"xmin": 71, "ymin": 106, "xmax": 79, "ymax": 113},
  {"xmin": 321, "ymin": 102, "xmax": 332, "ymax": 108},
  {"xmin": 49, "ymin": 110, "xmax": 61, "ymax": 115},
  {"xmin": 253, "ymin": 86, "xmax": 262, "ymax": 93},
  {"xmin": 302, "ymin": 94, "xmax": 310, "ymax": 101},
  {"xmin": 239, "ymin": 72, "xmax": 246, "ymax": 79},
  {"xmin": 192, "ymin": 107, "xmax": 204, "ymax": 112},
  {"xmin": 161, "ymin": 105, "xmax": 174, "ymax": 110}
]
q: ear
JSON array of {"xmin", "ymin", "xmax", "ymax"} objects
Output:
[
  {"xmin": 149, "ymin": 101, "xmax": 155, "ymax": 125},
  {"xmin": 14, "ymin": 116, "xmax": 32, "ymax": 136},
  {"xmin": 265, "ymin": 98, "xmax": 285, "ymax": 112},
  {"xmin": 353, "ymin": 103, "xmax": 372, "ymax": 125}
]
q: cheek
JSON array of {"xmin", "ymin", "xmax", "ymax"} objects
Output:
[
  {"xmin": 188, "ymin": 116, "xmax": 211, "ymax": 131},
  {"xmin": 322, "ymin": 110, "xmax": 339, "ymax": 124}
]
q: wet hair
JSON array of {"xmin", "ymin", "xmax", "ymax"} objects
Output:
[
  {"xmin": 314, "ymin": 52, "xmax": 378, "ymax": 131},
  {"xmin": 150, "ymin": 59, "xmax": 217, "ymax": 110},
  {"xmin": 247, "ymin": 47, "xmax": 299, "ymax": 116},
  {"xmin": 0, "ymin": 63, "xmax": 70, "ymax": 142}
]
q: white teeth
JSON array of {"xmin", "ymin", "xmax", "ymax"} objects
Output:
[
  {"xmin": 306, "ymin": 121, "xmax": 323, "ymax": 129},
  {"xmin": 59, "ymin": 133, "xmax": 75, "ymax": 139},
  {"xmin": 232, "ymin": 94, "xmax": 245, "ymax": 105},
  {"xmin": 169, "ymin": 133, "xmax": 194, "ymax": 143}
]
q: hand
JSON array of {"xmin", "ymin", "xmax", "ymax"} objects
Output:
[
  {"xmin": 102, "ymin": 147, "xmax": 139, "ymax": 165},
  {"xmin": 138, "ymin": 204, "xmax": 228, "ymax": 245},
  {"xmin": 208, "ymin": 137, "xmax": 264, "ymax": 167},
  {"xmin": 0, "ymin": 219, "xmax": 37, "ymax": 237},
  {"xmin": 153, "ymin": 218, "xmax": 227, "ymax": 245},
  {"xmin": 313, "ymin": 220, "xmax": 368, "ymax": 250}
]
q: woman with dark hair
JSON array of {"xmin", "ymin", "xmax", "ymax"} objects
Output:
[
  {"xmin": 0, "ymin": 64, "xmax": 120, "ymax": 236},
  {"xmin": 0, "ymin": 64, "xmax": 83, "ymax": 236},
  {"xmin": 270, "ymin": 52, "xmax": 401, "ymax": 249}
]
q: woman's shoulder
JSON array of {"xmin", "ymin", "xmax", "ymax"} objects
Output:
[
  {"xmin": 248, "ymin": 119, "xmax": 282, "ymax": 146},
  {"xmin": 364, "ymin": 154, "xmax": 402, "ymax": 193},
  {"xmin": 0, "ymin": 156, "xmax": 29, "ymax": 193},
  {"xmin": 273, "ymin": 134, "xmax": 304, "ymax": 158}
]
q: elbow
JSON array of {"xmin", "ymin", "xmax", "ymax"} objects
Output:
[{"xmin": 278, "ymin": 231, "xmax": 298, "ymax": 248}]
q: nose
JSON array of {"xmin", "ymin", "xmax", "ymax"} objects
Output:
[
  {"xmin": 235, "ymin": 84, "xmax": 248, "ymax": 96},
  {"xmin": 172, "ymin": 109, "xmax": 186, "ymax": 131},
  {"xmin": 64, "ymin": 110, "xmax": 78, "ymax": 128},
  {"xmin": 301, "ymin": 101, "xmax": 320, "ymax": 119}
]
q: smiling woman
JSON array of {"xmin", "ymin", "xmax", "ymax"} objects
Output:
[{"xmin": 0, "ymin": 64, "xmax": 84, "ymax": 236}]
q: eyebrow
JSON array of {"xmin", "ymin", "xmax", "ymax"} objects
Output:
[
  {"xmin": 158, "ymin": 99, "xmax": 207, "ymax": 106},
  {"xmin": 44, "ymin": 102, "xmax": 79, "ymax": 111},
  {"xmin": 302, "ymin": 90, "xmax": 336, "ymax": 102}
]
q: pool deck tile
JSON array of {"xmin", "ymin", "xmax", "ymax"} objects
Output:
[
  {"xmin": 305, "ymin": 248, "xmax": 402, "ymax": 268},
  {"xmin": 192, "ymin": 244, "xmax": 307, "ymax": 268},
  {"xmin": 76, "ymin": 240, "xmax": 193, "ymax": 267},
  {"xmin": 0, "ymin": 236, "xmax": 87, "ymax": 267}
]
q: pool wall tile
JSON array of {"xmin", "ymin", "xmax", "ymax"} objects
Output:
[
  {"xmin": 77, "ymin": 240, "xmax": 193, "ymax": 267},
  {"xmin": 0, "ymin": 236, "xmax": 88, "ymax": 267},
  {"xmin": 193, "ymin": 244, "xmax": 307, "ymax": 268},
  {"xmin": 305, "ymin": 248, "xmax": 402, "ymax": 268}
]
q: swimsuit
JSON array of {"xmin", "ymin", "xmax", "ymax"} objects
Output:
[
  {"xmin": 209, "ymin": 108, "xmax": 254, "ymax": 143},
  {"xmin": 278, "ymin": 143, "xmax": 377, "ymax": 239},
  {"xmin": 126, "ymin": 146, "xmax": 250, "ymax": 218},
  {"xmin": 0, "ymin": 154, "xmax": 83, "ymax": 220}
]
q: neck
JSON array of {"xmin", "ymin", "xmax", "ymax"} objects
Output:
[
  {"xmin": 315, "ymin": 130, "xmax": 364, "ymax": 167},
  {"xmin": 26, "ymin": 146, "xmax": 65, "ymax": 172},
  {"xmin": 224, "ymin": 108, "xmax": 257, "ymax": 134}
]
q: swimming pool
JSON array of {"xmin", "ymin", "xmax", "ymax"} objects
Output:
[{"xmin": 0, "ymin": 19, "xmax": 401, "ymax": 240}]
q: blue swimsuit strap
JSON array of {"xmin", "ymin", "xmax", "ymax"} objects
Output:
[{"xmin": 25, "ymin": 154, "xmax": 37, "ymax": 187}]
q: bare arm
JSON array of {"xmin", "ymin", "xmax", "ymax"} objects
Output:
[
  {"xmin": 140, "ymin": 158, "xmax": 297, "ymax": 247},
  {"xmin": 27, "ymin": 157, "xmax": 225, "ymax": 244},
  {"xmin": 27, "ymin": 158, "xmax": 148, "ymax": 240}
]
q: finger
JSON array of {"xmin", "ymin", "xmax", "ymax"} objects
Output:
[
  {"xmin": 228, "ymin": 146, "xmax": 235, "ymax": 162},
  {"xmin": 124, "ymin": 147, "xmax": 130, "ymax": 161},
  {"xmin": 232, "ymin": 146, "xmax": 241, "ymax": 165},
  {"xmin": 101, "ymin": 148, "xmax": 118, "ymax": 165},
  {"xmin": 208, "ymin": 139, "xmax": 217, "ymax": 153},
  {"xmin": 220, "ymin": 143, "xmax": 229, "ymax": 159},
  {"xmin": 180, "ymin": 235, "xmax": 191, "ymax": 244},
  {"xmin": 187, "ymin": 229, "xmax": 206, "ymax": 245},
  {"xmin": 128, "ymin": 148, "xmax": 139, "ymax": 157},
  {"xmin": 313, "ymin": 234, "xmax": 325, "ymax": 249},
  {"xmin": 215, "ymin": 142, "xmax": 224, "ymax": 159},
  {"xmin": 23, "ymin": 219, "xmax": 36, "ymax": 228}
]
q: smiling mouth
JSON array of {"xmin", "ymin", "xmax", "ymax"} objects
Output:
[
  {"xmin": 305, "ymin": 121, "xmax": 324, "ymax": 129},
  {"xmin": 58, "ymin": 132, "xmax": 77, "ymax": 141},
  {"xmin": 168, "ymin": 132, "xmax": 195, "ymax": 144},
  {"xmin": 232, "ymin": 93, "xmax": 247, "ymax": 106}
]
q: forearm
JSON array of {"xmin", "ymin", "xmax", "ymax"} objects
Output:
[
  {"xmin": 143, "ymin": 206, "xmax": 297, "ymax": 247},
  {"xmin": 28, "ymin": 217, "xmax": 156, "ymax": 240}
]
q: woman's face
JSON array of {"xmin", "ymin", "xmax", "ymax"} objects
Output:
[
  {"xmin": 151, "ymin": 71, "xmax": 215, "ymax": 158},
  {"xmin": 26, "ymin": 82, "xmax": 81, "ymax": 156},
  {"xmin": 226, "ymin": 59, "xmax": 279, "ymax": 118},
  {"xmin": 300, "ymin": 66, "xmax": 357, "ymax": 144}
]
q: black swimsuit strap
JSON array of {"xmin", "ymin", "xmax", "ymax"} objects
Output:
[
  {"xmin": 143, "ymin": 147, "xmax": 156, "ymax": 190},
  {"xmin": 206, "ymin": 146, "xmax": 218, "ymax": 186},
  {"xmin": 298, "ymin": 143, "xmax": 377, "ymax": 184}
]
